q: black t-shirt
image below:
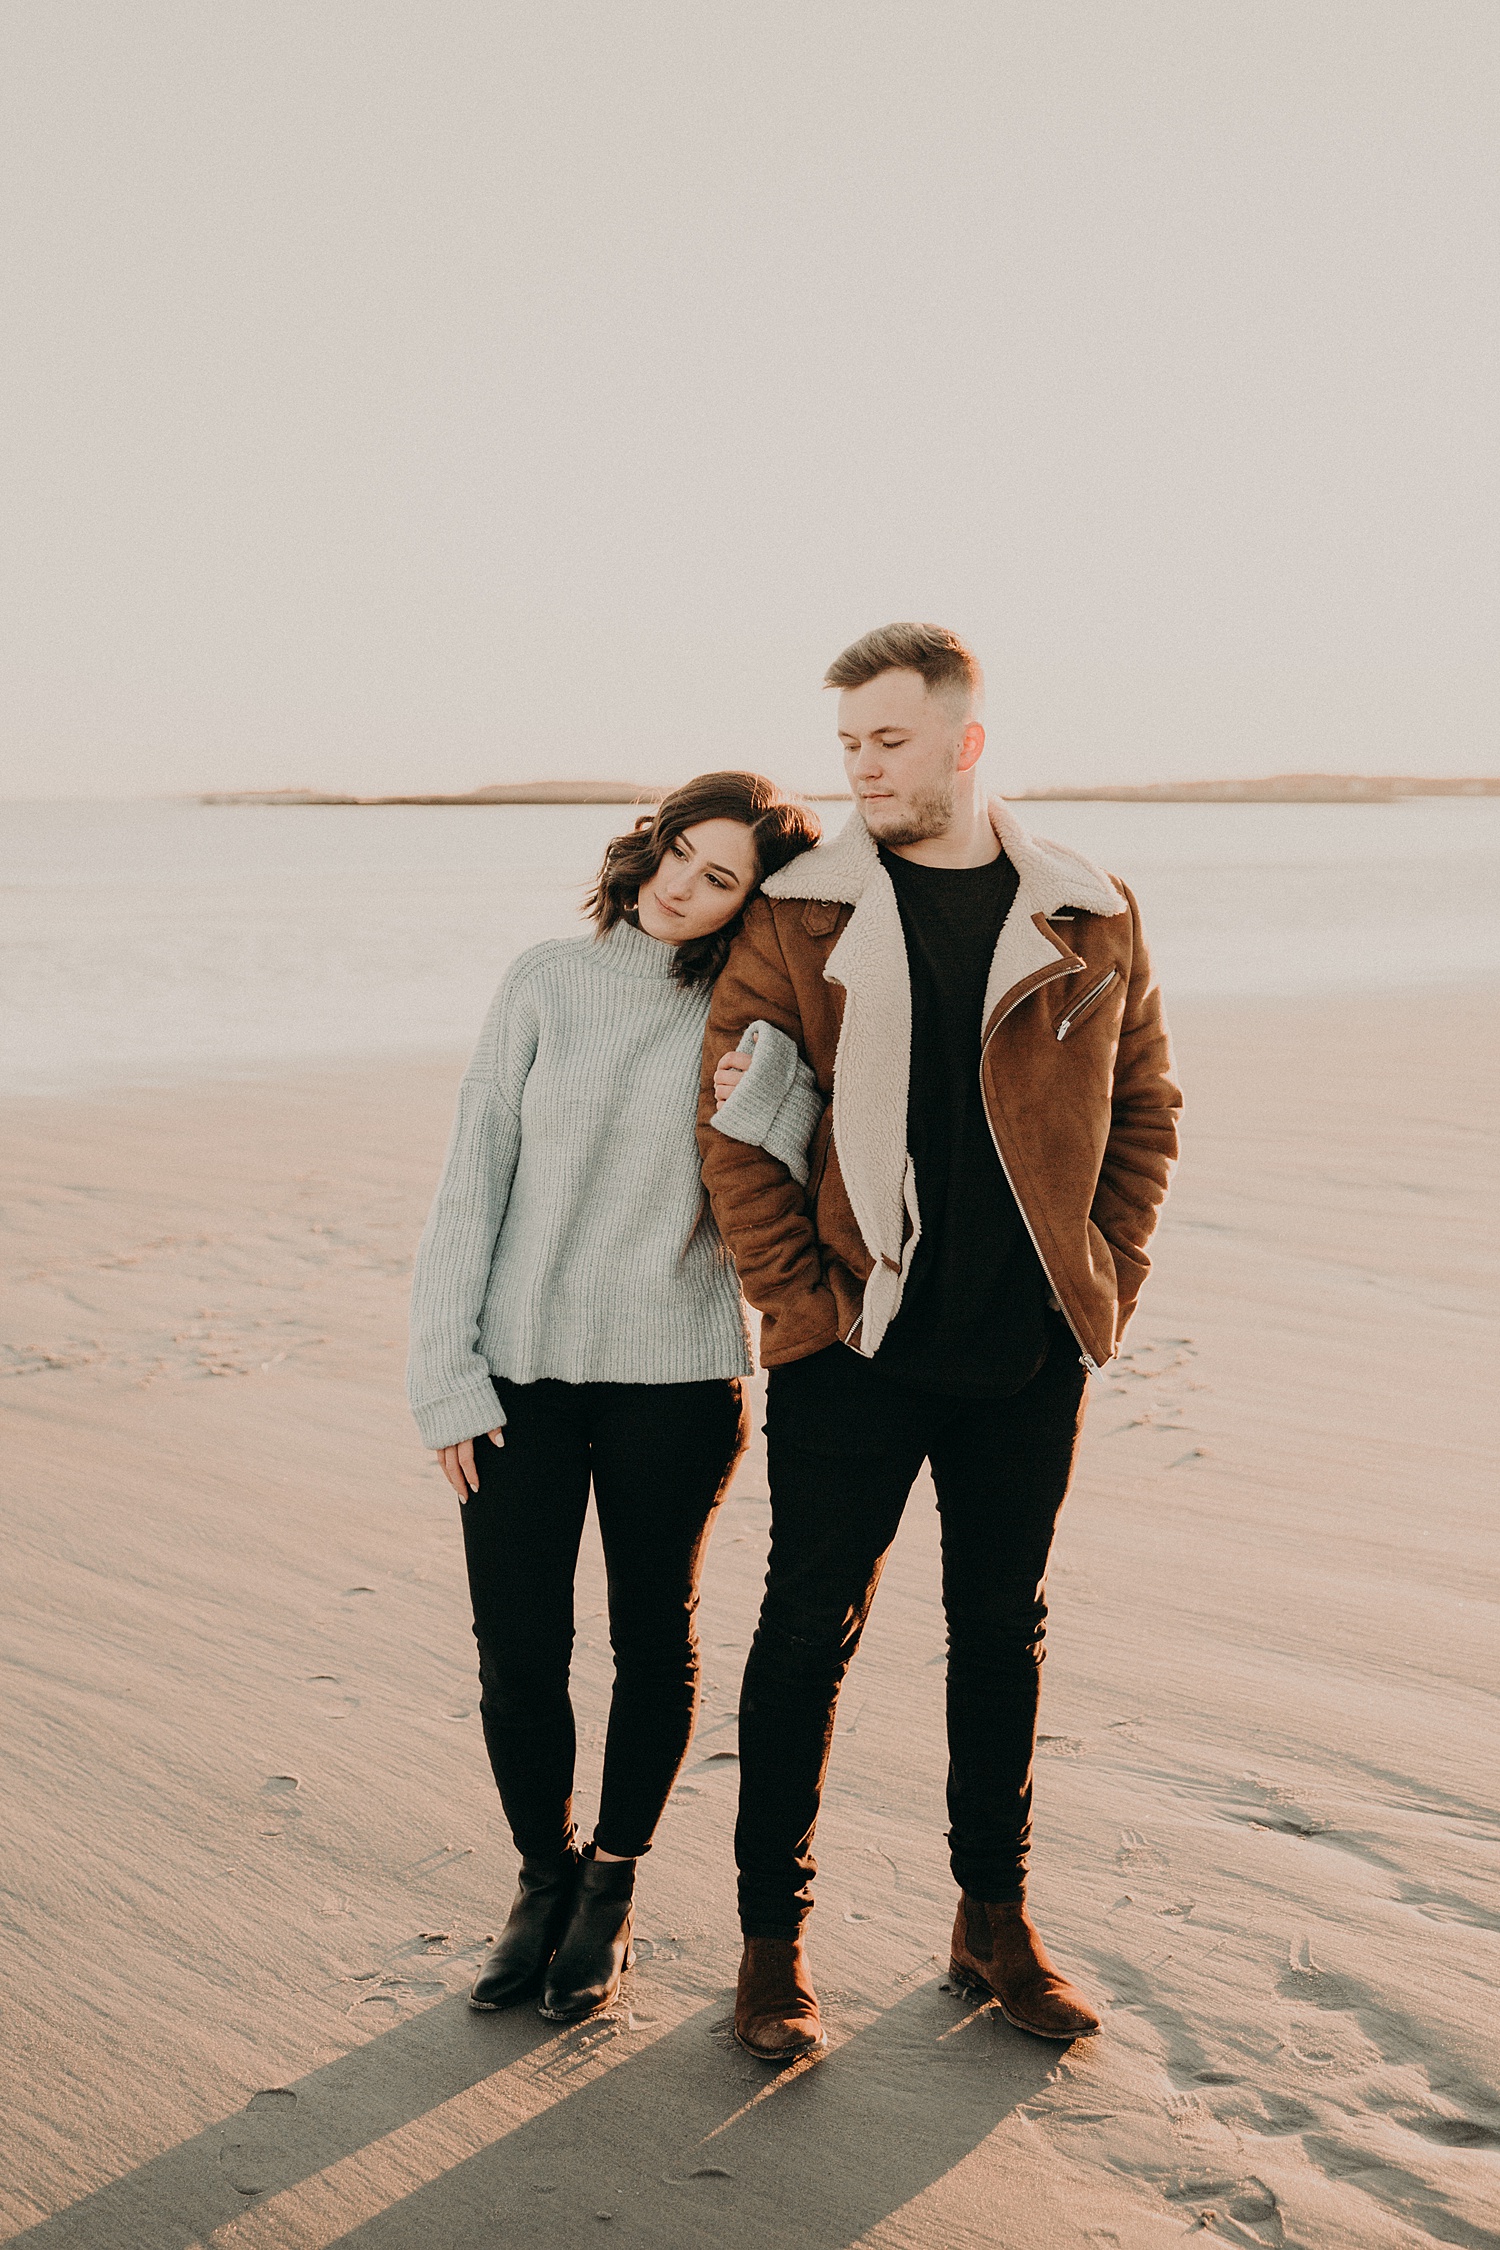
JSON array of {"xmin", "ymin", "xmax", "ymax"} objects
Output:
[{"xmin": 874, "ymin": 846, "xmax": 1051, "ymax": 1397}]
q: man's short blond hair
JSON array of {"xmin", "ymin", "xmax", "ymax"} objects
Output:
[{"xmin": 824, "ymin": 622, "xmax": 982, "ymax": 709}]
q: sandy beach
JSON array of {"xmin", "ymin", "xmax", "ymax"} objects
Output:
[{"xmin": 2, "ymin": 988, "xmax": 1497, "ymax": 2249}]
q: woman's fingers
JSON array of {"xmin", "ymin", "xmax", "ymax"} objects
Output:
[
  {"xmin": 436, "ymin": 1431, "xmax": 501, "ymax": 1499},
  {"xmin": 713, "ymin": 1050, "xmax": 751, "ymax": 1108},
  {"xmin": 436, "ymin": 1440, "xmax": 481, "ymax": 1500}
]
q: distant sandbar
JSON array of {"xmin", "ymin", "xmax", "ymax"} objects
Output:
[{"xmin": 200, "ymin": 774, "xmax": 1499, "ymax": 808}]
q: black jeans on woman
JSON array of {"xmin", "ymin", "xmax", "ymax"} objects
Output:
[
  {"xmin": 461, "ymin": 1375, "xmax": 747, "ymax": 1862},
  {"xmin": 735, "ymin": 1325, "xmax": 1088, "ymax": 1937}
]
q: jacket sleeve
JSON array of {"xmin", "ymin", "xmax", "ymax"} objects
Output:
[
  {"xmin": 406, "ymin": 960, "xmax": 541, "ymax": 1447},
  {"xmin": 1091, "ymin": 883, "xmax": 1181, "ymax": 1335},
  {"xmin": 698, "ymin": 901, "xmax": 841, "ymax": 1362}
]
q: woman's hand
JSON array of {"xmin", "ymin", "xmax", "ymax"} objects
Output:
[
  {"xmin": 438, "ymin": 1427, "xmax": 505, "ymax": 1501},
  {"xmin": 713, "ymin": 1048, "xmax": 751, "ymax": 1109}
]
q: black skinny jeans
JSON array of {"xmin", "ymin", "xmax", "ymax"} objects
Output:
[
  {"xmin": 460, "ymin": 1376, "xmax": 747, "ymax": 1862},
  {"xmin": 736, "ymin": 1328, "xmax": 1088, "ymax": 1937}
]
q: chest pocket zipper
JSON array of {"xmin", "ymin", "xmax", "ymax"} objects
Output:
[{"xmin": 1056, "ymin": 968, "xmax": 1118, "ymax": 1041}]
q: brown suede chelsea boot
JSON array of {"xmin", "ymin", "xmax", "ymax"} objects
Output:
[
  {"xmin": 734, "ymin": 1936, "xmax": 826, "ymax": 2062},
  {"xmin": 949, "ymin": 1896, "xmax": 1101, "ymax": 2040}
]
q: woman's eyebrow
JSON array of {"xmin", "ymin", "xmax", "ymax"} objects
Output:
[{"xmin": 704, "ymin": 861, "xmax": 742, "ymax": 882}]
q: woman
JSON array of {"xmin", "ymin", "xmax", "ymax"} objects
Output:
[{"xmin": 408, "ymin": 772, "xmax": 821, "ymax": 2023}]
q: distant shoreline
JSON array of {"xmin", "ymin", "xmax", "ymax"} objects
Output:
[{"xmin": 197, "ymin": 774, "xmax": 1500, "ymax": 808}]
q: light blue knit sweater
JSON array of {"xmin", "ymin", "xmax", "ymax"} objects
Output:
[{"xmin": 406, "ymin": 920, "xmax": 821, "ymax": 1450}]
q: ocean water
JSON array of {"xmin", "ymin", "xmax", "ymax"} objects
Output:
[{"xmin": 3, "ymin": 796, "xmax": 1498, "ymax": 1095}]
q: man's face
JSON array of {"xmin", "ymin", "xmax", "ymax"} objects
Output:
[{"xmin": 836, "ymin": 668, "xmax": 980, "ymax": 847}]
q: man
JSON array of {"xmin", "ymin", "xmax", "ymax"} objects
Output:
[{"xmin": 698, "ymin": 622, "xmax": 1180, "ymax": 2060}]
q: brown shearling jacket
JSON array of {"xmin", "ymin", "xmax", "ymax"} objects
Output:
[{"xmin": 696, "ymin": 800, "xmax": 1181, "ymax": 1375}]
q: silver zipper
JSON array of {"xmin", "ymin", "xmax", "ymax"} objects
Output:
[
  {"xmin": 991, "ymin": 959, "xmax": 1077, "ymax": 1033},
  {"xmin": 979, "ymin": 985, "xmax": 1104, "ymax": 1375},
  {"xmin": 1055, "ymin": 968, "xmax": 1118, "ymax": 1041}
]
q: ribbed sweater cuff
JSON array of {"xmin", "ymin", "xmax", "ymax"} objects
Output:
[
  {"xmin": 410, "ymin": 1374, "xmax": 505, "ymax": 1451},
  {"xmin": 711, "ymin": 1020, "xmax": 825, "ymax": 1187}
]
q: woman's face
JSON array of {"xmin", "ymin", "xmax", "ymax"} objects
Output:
[{"xmin": 635, "ymin": 817, "xmax": 759, "ymax": 944}]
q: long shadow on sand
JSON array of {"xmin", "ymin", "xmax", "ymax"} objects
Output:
[{"xmin": 16, "ymin": 1975, "xmax": 1066, "ymax": 2249}]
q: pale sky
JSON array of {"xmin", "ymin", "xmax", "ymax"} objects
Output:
[{"xmin": 2, "ymin": 1, "xmax": 1496, "ymax": 802}]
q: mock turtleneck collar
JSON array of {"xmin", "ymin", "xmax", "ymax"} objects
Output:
[{"xmin": 597, "ymin": 916, "xmax": 684, "ymax": 981}]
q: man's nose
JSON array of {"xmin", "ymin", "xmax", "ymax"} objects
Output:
[{"xmin": 849, "ymin": 743, "xmax": 883, "ymax": 779}]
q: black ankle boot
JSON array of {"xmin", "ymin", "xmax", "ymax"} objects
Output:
[
  {"xmin": 469, "ymin": 1849, "xmax": 581, "ymax": 2011},
  {"xmin": 538, "ymin": 1847, "xmax": 636, "ymax": 2022}
]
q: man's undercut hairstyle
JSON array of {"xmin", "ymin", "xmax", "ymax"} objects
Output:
[
  {"xmin": 824, "ymin": 622, "xmax": 982, "ymax": 711},
  {"xmin": 587, "ymin": 770, "xmax": 821, "ymax": 990}
]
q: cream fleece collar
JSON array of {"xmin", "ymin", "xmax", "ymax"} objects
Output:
[{"xmin": 761, "ymin": 798, "xmax": 1126, "ymax": 919}]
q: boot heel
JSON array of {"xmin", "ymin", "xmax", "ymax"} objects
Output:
[{"xmin": 948, "ymin": 1958, "xmax": 991, "ymax": 1999}]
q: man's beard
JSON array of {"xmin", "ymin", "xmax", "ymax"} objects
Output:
[{"xmin": 858, "ymin": 779, "xmax": 955, "ymax": 848}]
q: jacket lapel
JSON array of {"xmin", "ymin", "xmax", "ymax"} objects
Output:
[
  {"xmin": 762, "ymin": 815, "xmax": 912, "ymax": 1341},
  {"xmin": 982, "ymin": 801, "xmax": 1128, "ymax": 1030},
  {"xmin": 821, "ymin": 841, "xmax": 915, "ymax": 1334}
]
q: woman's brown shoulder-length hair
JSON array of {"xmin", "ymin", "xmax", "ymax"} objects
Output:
[{"xmin": 586, "ymin": 771, "xmax": 821, "ymax": 988}]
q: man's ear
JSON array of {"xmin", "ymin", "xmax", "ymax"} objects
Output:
[{"xmin": 956, "ymin": 720, "xmax": 986, "ymax": 774}]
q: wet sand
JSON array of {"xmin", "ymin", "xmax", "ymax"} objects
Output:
[{"xmin": 1, "ymin": 991, "xmax": 1497, "ymax": 2248}]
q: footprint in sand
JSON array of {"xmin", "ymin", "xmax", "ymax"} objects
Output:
[
  {"xmin": 219, "ymin": 2089, "xmax": 298, "ymax": 2197},
  {"xmin": 1166, "ymin": 2174, "xmax": 1284, "ymax": 2246},
  {"xmin": 305, "ymin": 1674, "xmax": 360, "ymax": 1719},
  {"xmin": 350, "ymin": 1977, "xmax": 446, "ymax": 2015},
  {"xmin": 1116, "ymin": 1829, "xmax": 1167, "ymax": 1873},
  {"xmin": 261, "ymin": 1775, "xmax": 302, "ymax": 1818},
  {"xmin": 1232, "ymin": 1776, "xmax": 1337, "ymax": 1837},
  {"xmin": 1395, "ymin": 2112, "xmax": 1500, "ymax": 2151},
  {"xmin": 220, "ymin": 2144, "xmax": 271, "ymax": 2196}
]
